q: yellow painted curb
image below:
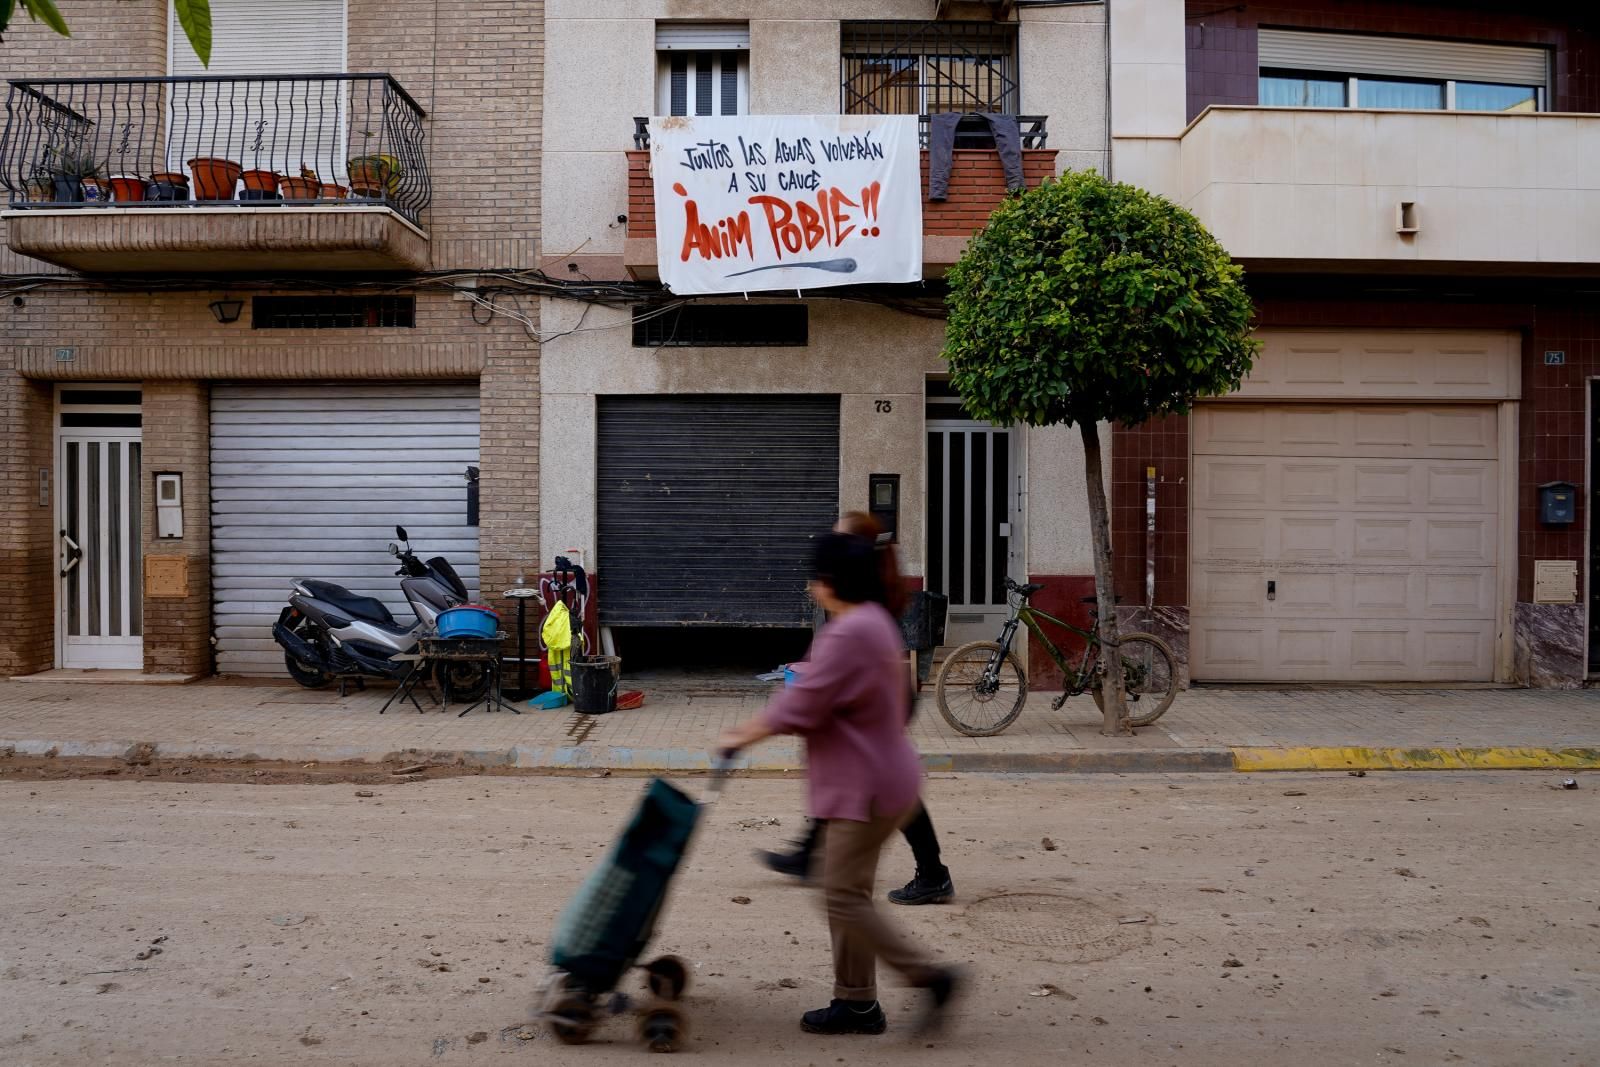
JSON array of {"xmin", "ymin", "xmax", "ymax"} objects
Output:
[{"xmin": 1231, "ymin": 746, "xmax": 1600, "ymax": 772}]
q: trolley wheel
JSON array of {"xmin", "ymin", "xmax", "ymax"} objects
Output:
[
  {"xmin": 644, "ymin": 955, "xmax": 690, "ymax": 1000},
  {"xmin": 638, "ymin": 1005, "xmax": 686, "ymax": 1053},
  {"xmin": 545, "ymin": 991, "xmax": 597, "ymax": 1045}
]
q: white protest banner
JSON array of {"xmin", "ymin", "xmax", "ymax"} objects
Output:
[{"xmin": 649, "ymin": 114, "xmax": 923, "ymax": 295}]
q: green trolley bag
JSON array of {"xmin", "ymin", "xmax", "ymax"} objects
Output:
[{"xmin": 549, "ymin": 777, "xmax": 701, "ymax": 994}]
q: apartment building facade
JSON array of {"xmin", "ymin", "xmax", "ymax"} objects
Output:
[
  {"xmin": 0, "ymin": 0, "xmax": 543, "ymax": 678},
  {"xmin": 539, "ymin": 2, "xmax": 1110, "ymax": 678},
  {"xmin": 1110, "ymin": 0, "xmax": 1600, "ymax": 687}
]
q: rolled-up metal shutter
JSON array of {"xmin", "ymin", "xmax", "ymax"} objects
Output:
[
  {"xmin": 655, "ymin": 23, "xmax": 751, "ymax": 50},
  {"xmin": 1258, "ymin": 28, "xmax": 1549, "ymax": 87},
  {"xmin": 210, "ymin": 382, "xmax": 480, "ymax": 675},
  {"xmin": 597, "ymin": 395, "xmax": 840, "ymax": 628}
]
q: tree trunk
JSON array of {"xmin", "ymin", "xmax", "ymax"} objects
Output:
[{"xmin": 1079, "ymin": 419, "xmax": 1129, "ymax": 735}]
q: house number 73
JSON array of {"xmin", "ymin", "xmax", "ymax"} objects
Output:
[{"xmin": 874, "ymin": 399, "xmax": 893, "ymax": 413}]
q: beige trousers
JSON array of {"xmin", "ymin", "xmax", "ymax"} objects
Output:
[{"xmin": 821, "ymin": 805, "xmax": 941, "ymax": 1001}]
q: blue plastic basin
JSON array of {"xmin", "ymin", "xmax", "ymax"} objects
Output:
[{"xmin": 437, "ymin": 605, "xmax": 499, "ymax": 639}]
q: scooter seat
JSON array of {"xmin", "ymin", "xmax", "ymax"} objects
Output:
[{"xmin": 301, "ymin": 580, "xmax": 397, "ymax": 626}]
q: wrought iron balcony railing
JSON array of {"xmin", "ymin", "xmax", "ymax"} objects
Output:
[
  {"xmin": 631, "ymin": 113, "xmax": 1047, "ymax": 150},
  {"xmin": 1, "ymin": 74, "xmax": 429, "ymax": 224}
]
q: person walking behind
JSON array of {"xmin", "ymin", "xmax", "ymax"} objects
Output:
[
  {"xmin": 759, "ymin": 511, "xmax": 955, "ymax": 906},
  {"xmin": 719, "ymin": 532, "xmax": 962, "ymax": 1036}
]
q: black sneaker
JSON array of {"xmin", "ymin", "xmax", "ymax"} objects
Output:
[
  {"xmin": 916, "ymin": 966, "xmax": 966, "ymax": 1037},
  {"xmin": 757, "ymin": 847, "xmax": 811, "ymax": 880},
  {"xmin": 800, "ymin": 999, "xmax": 887, "ymax": 1035},
  {"xmin": 888, "ymin": 868, "xmax": 954, "ymax": 905}
]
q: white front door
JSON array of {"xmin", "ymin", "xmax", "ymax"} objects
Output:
[
  {"xmin": 58, "ymin": 432, "xmax": 144, "ymax": 669},
  {"xmin": 927, "ymin": 419, "xmax": 1015, "ymax": 646}
]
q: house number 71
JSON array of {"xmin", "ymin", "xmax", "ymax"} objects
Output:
[{"xmin": 874, "ymin": 399, "xmax": 893, "ymax": 413}]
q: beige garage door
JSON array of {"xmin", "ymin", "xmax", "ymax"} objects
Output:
[{"xmin": 1189, "ymin": 329, "xmax": 1516, "ymax": 683}]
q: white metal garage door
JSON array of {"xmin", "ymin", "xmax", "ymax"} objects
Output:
[
  {"xmin": 211, "ymin": 383, "xmax": 480, "ymax": 675},
  {"xmin": 1189, "ymin": 329, "xmax": 1516, "ymax": 683}
]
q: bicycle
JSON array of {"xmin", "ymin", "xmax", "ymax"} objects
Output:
[{"xmin": 934, "ymin": 577, "xmax": 1177, "ymax": 736}]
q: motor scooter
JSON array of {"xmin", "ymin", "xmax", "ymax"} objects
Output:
[{"xmin": 272, "ymin": 525, "xmax": 487, "ymax": 699}]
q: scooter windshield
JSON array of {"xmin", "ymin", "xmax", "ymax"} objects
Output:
[{"xmin": 427, "ymin": 556, "xmax": 469, "ymax": 601}]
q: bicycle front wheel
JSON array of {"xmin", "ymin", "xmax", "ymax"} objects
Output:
[
  {"xmin": 1091, "ymin": 632, "xmax": 1177, "ymax": 728},
  {"xmin": 935, "ymin": 640, "xmax": 1029, "ymax": 737}
]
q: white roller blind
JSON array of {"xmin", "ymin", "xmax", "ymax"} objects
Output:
[
  {"xmin": 170, "ymin": 0, "xmax": 346, "ymax": 76},
  {"xmin": 656, "ymin": 22, "xmax": 750, "ymax": 51},
  {"xmin": 1259, "ymin": 29, "xmax": 1549, "ymax": 87},
  {"xmin": 167, "ymin": 0, "xmax": 349, "ymax": 182}
]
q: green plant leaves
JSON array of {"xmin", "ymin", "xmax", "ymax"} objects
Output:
[
  {"xmin": 19, "ymin": 0, "xmax": 70, "ymax": 37},
  {"xmin": 943, "ymin": 168, "xmax": 1257, "ymax": 431},
  {"xmin": 173, "ymin": 0, "xmax": 211, "ymax": 67}
]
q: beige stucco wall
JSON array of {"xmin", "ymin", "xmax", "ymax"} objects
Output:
[{"xmin": 540, "ymin": 4, "xmax": 1108, "ymax": 583}]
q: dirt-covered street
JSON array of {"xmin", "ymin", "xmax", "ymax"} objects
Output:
[{"xmin": 2, "ymin": 771, "xmax": 1596, "ymax": 1065}]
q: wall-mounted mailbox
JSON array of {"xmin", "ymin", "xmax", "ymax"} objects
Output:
[
  {"xmin": 1539, "ymin": 481, "xmax": 1577, "ymax": 526},
  {"xmin": 155, "ymin": 472, "xmax": 183, "ymax": 539},
  {"xmin": 868, "ymin": 473, "xmax": 900, "ymax": 543}
]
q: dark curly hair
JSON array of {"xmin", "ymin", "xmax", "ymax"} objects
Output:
[{"xmin": 811, "ymin": 531, "xmax": 884, "ymax": 606}]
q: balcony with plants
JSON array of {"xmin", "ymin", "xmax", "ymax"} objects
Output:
[{"xmin": 0, "ymin": 74, "xmax": 431, "ymax": 273}]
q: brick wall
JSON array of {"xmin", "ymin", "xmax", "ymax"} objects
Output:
[
  {"xmin": 1185, "ymin": 0, "xmax": 1600, "ymax": 121},
  {"xmin": 139, "ymin": 381, "xmax": 212, "ymax": 675},
  {"xmin": 0, "ymin": 373, "xmax": 54, "ymax": 675},
  {"xmin": 626, "ymin": 149, "xmax": 1059, "ymax": 241}
]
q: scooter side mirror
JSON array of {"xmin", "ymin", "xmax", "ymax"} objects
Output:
[
  {"xmin": 388, "ymin": 542, "xmax": 400, "ymax": 557},
  {"xmin": 395, "ymin": 525, "xmax": 408, "ymax": 543}
]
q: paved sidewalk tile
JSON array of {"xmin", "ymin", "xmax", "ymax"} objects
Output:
[{"xmin": 0, "ymin": 678, "xmax": 1596, "ymax": 769}]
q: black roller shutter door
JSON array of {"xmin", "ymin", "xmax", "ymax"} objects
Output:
[{"xmin": 597, "ymin": 395, "xmax": 841, "ymax": 627}]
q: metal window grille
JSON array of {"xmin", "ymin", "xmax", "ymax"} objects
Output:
[
  {"xmin": 252, "ymin": 295, "xmax": 416, "ymax": 329},
  {"xmin": 841, "ymin": 21, "xmax": 1019, "ymax": 116},
  {"xmin": 0, "ymin": 74, "xmax": 430, "ymax": 223},
  {"xmin": 632, "ymin": 304, "xmax": 808, "ymax": 348}
]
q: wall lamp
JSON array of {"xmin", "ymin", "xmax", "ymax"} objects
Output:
[{"xmin": 209, "ymin": 298, "xmax": 244, "ymax": 324}]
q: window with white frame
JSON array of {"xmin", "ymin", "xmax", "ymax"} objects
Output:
[
  {"xmin": 656, "ymin": 23, "xmax": 748, "ymax": 117},
  {"xmin": 1257, "ymin": 29, "xmax": 1548, "ymax": 112}
]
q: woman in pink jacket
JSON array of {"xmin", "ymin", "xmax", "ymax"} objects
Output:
[{"xmin": 719, "ymin": 532, "xmax": 962, "ymax": 1036}]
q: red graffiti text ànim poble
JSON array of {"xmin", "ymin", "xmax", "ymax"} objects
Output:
[{"xmin": 675, "ymin": 181, "xmax": 883, "ymax": 263}]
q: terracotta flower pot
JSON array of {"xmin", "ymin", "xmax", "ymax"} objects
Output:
[
  {"xmin": 240, "ymin": 169, "xmax": 280, "ymax": 194},
  {"xmin": 187, "ymin": 157, "xmax": 242, "ymax": 201},
  {"xmin": 350, "ymin": 183, "xmax": 384, "ymax": 200},
  {"xmin": 108, "ymin": 175, "xmax": 145, "ymax": 203},
  {"xmin": 279, "ymin": 176, "xmax": 320, "ymax": 201},
  {"xmin": 319, "ymin": 183, "xmax": 348, "ymax": 200}
]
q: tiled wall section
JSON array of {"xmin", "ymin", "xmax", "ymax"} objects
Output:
[
  {"xmin": 1184, "ymin": 0, "xmax": 1600, "ymax": 121},
  {"xmin": 1112, "ymin": 292, "xmax": 1600, "ymax": 619}
]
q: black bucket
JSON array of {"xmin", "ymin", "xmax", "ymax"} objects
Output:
[{"xmin": 571, "ymin": 655, "xmax": 622, "ymax": 714}]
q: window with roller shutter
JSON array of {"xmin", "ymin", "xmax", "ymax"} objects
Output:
[
  {"xmin": 656, "ymin": 22, "xmax": 748, "ymax": 117},
  {"xmin": 165, "ymin": 0, "xmax": 351, "ymax": 183}
]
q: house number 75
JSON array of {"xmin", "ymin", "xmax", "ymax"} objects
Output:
[{"xmin": 874, "ymin": 399, "xmax": 893, "ymax": 413}]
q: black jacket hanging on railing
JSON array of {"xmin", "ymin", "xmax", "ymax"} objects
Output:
[{"xmin": 927, "ymin": 112, "xmax": 1024, "ymax": 202}]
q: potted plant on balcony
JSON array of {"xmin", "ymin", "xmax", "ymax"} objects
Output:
[
  {"xmin": 187, "ymin": 156, "xmax": 243, "ymax": 201},
  {"xmin": 279, "ymin": 165, "xmax": 322, "ymax": 203},
  {"xmin": 46, "ymin": 147, "xmax": 107, "ymax": 204},
  {"xmin": 347, "ymin": 130, "xmax": 400, "ymax": 200},
  {"xmin": 240, "ymin": 168, "xmax": 281, "ymax": 203},
  {"xmin": 108, "ymin": 174, "xmax": 146, "ymax": 202},
  {"xmin": 319, "ymin": 181, "xmax": 349, "ymax": 201}
]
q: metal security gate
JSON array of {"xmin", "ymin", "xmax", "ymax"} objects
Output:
[
  {"xmin": 210, "ymin": 383, "xmax": 480, "ymax": 675},
  {"xmin": 927, "ymin": 419, "xmax": 1013, "ymax": 647},
  {"xmin": 596, "ymin": 395, "xmax": 840, "ymax": 628}
]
